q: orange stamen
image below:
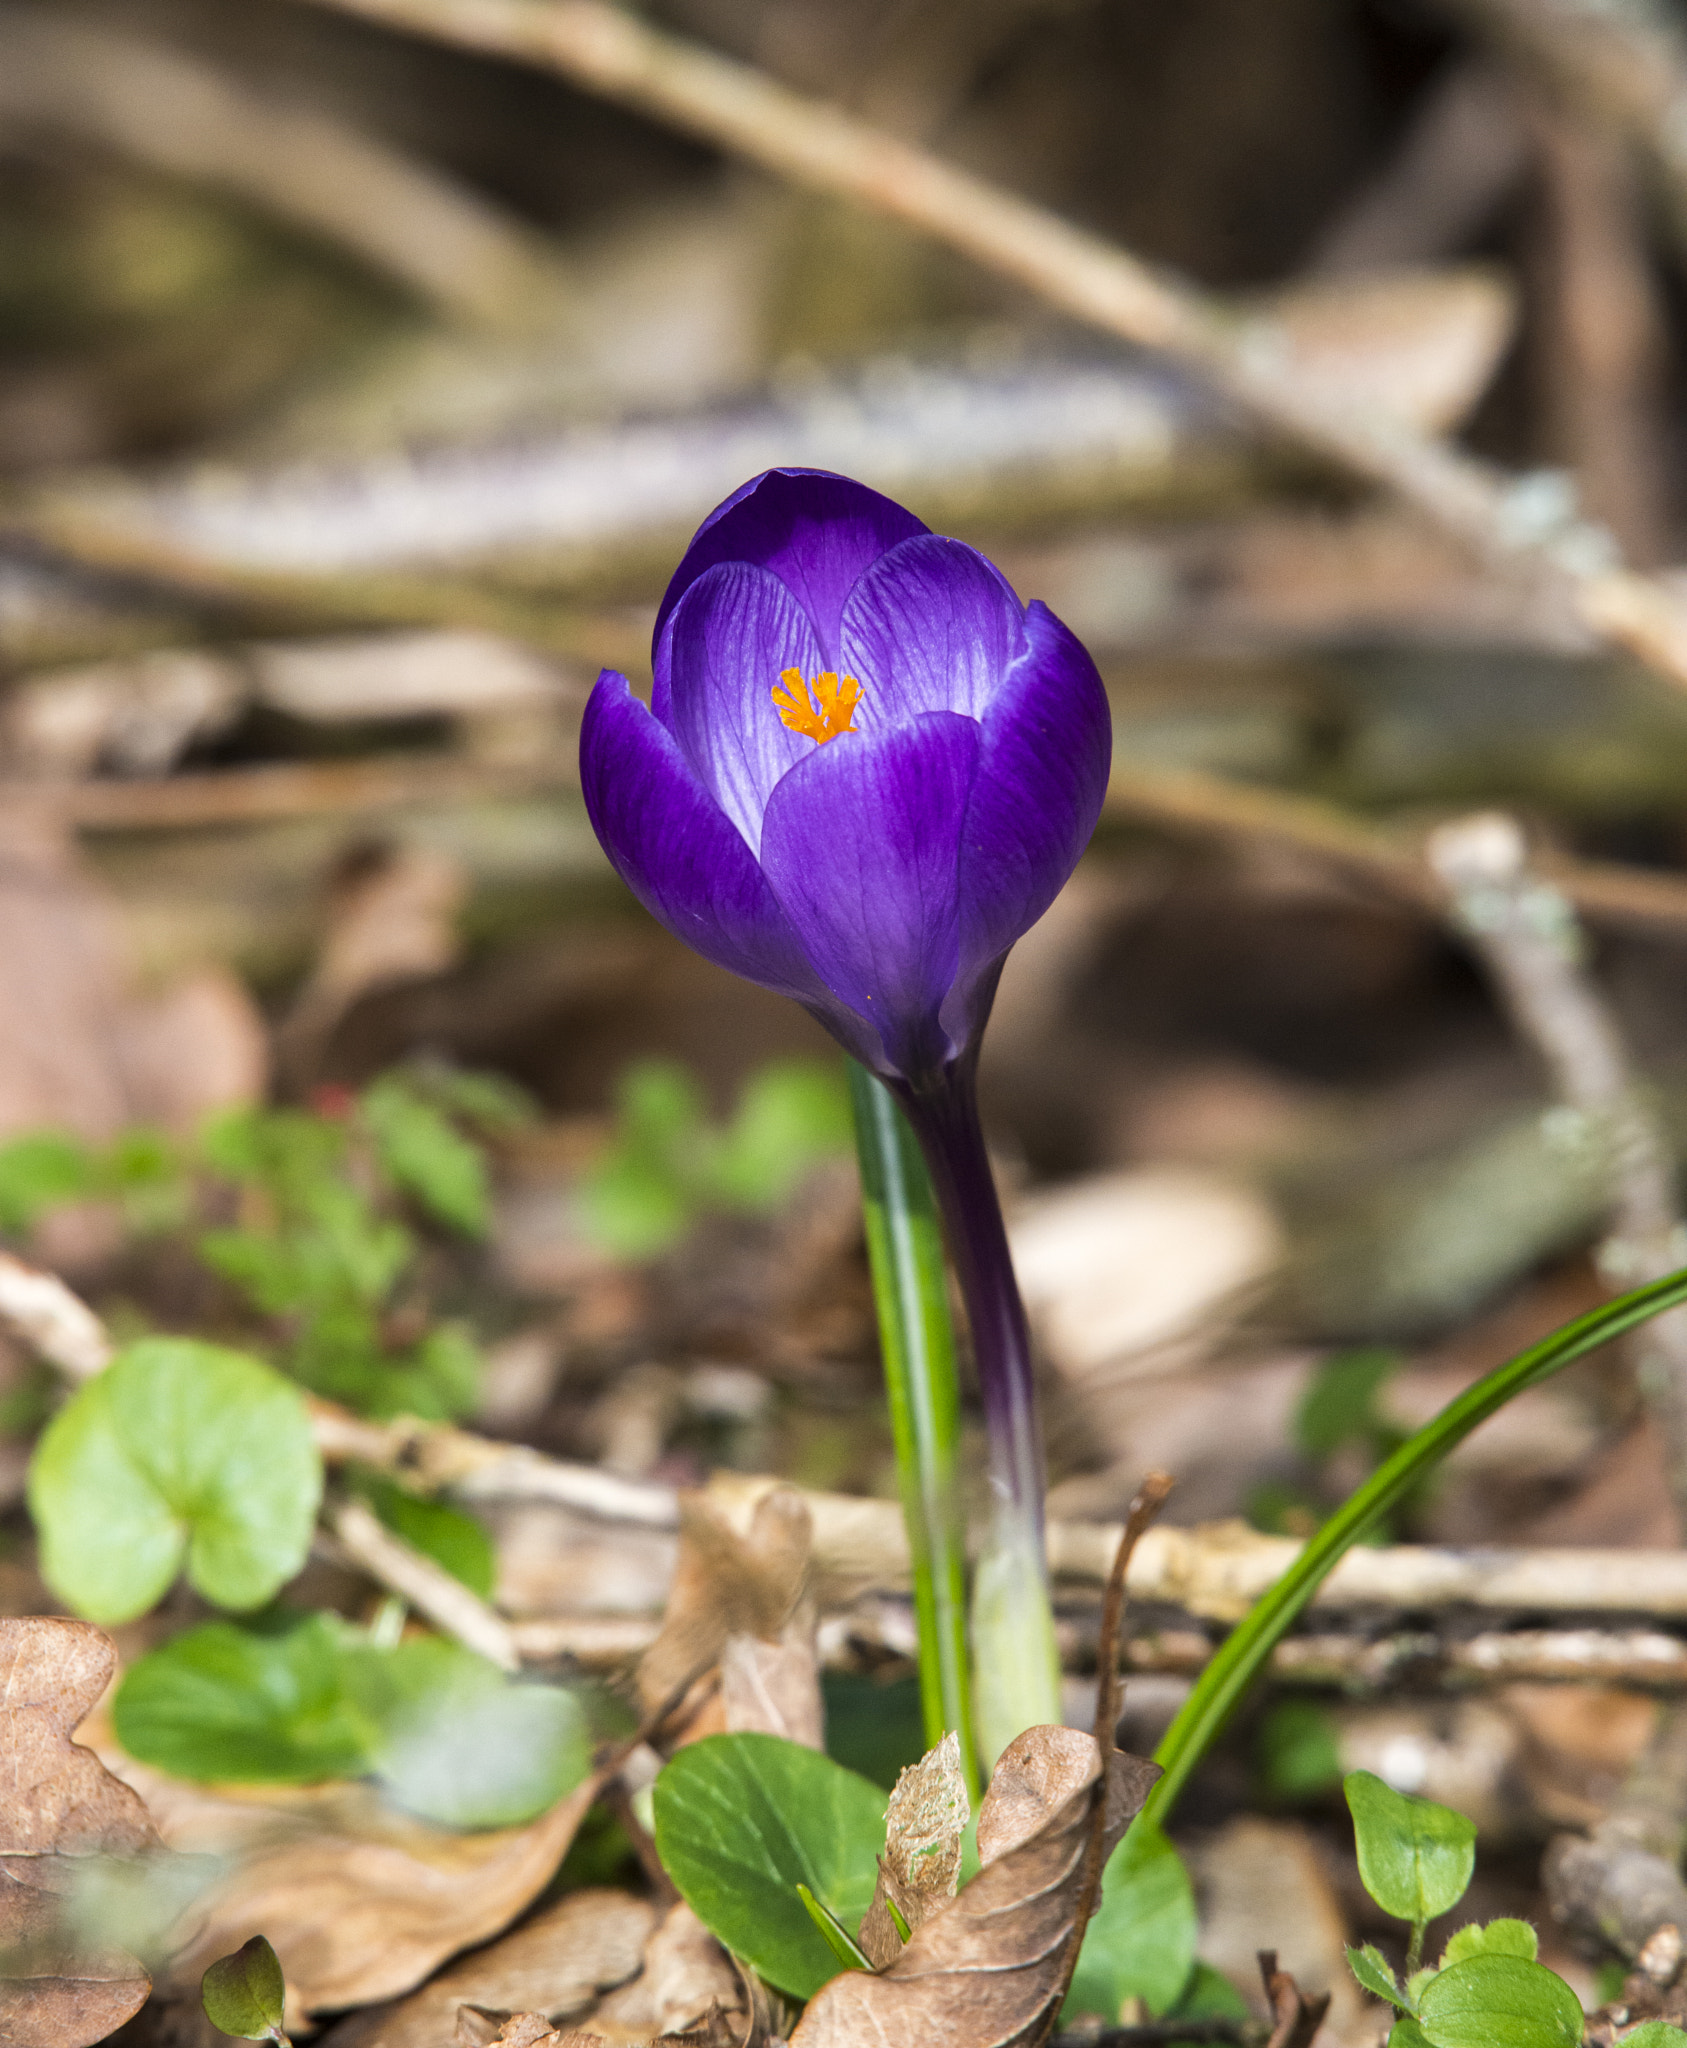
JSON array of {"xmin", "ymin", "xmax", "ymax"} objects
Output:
[{"xmin": 772, "ymin": 667, "xmax": 862, "ymax": 744}]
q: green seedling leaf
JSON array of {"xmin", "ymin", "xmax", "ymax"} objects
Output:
[
  {"xmin": 798, "ymin": 1884, "xmax": 873, "ymax": 1972},
  {"xmin": 1345, "ymin": 1770, "xmax": 1476, "ymax": 1926},
  {"xmin": 114, "ymin": 1615, "xmax": 378, "ymax": 1782},
  {"xmin": 1389, "ymin": 2020, "xmax": 1435, "ymax": 2048},
  {"xmin": 1066, "ymin": 1819, "xmax": 1197, "ymax": 2019},
  {"xmin": 1347, "ymin": 1943, "xmax": 1409, "ymax": 2011},
  {"xmin": 1167, "ymin": 1963, "xmax": 1251, "ymax": 2025},
  {"xmin": 201, "ymin": 1104, "xmax": 346, "ymax": 1203},
  {"xmin": 358, "ymin": 1474, "xmax": 494, "ymax": 1597},
  {"xmin": 350, "ymin": 1636, "xmax": 593, "ymax": 1830},
  {"xmin": 1259, "ymin": 1697, "xmax": 1343, "ymax": 1801},
  {"xmin": 0, "ymin": 1130, "xmax": 97, "ymax": 1232},
  {"xmin": 1439, "ymin": 1919, "xmax": 1536, "ymax": 1967},
  {"xmin": 711, "ymin": 1061, "xmax": 851, "ymax": 1210},
  {"xmin": 1414, "ymin": 1953, "xmax": 1584, "ymax": 2048},
  {"xmin": 30, "ymin": 1338, "xmax": 321, "ymax": 1623},
  {"xmin": 653, "ymin": 1732, "xmax": 887, "ymax": 1999},
  {"xmin": 1297, "ymin": 1347, "xmax": 1400, "ymax": 1459},
  {"xmin": 1622, "ymin": 2027, "xmax": 1687, "ymax": 2045},
  {"xmin": 361, "ymin": 1075, "xmax": 489, "ymax": 1237},
  {"xmin": 201, "ymin": 1933, "xmax": 287, "ymax": 2040}
]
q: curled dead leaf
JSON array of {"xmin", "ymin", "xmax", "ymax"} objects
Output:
[
  {"xmin": 640, "ymin": 1486, "xmax": 820, "ymax": 1749},
  {"xmin": 791, "ymin": 1726, "xmax": 1159, "ymax": 2048},
  {"xmin": 116, "ymin": 1754, "xmax": 605, "ymax": 2016},
  {"xmin": 0, "ymin": 1617, "xmax": 163, "ymax": 2048},
  {"xmin": 858, "ymin": 1731, "xmax": 970, "ymax": 1969},
  {"xmin": 591, "ymin": 1902, "xmax": 743, "ymax": 2038},
  {"xmin": 322, "ymin": 1888, "xmax": 656, "ymax": 2047}
]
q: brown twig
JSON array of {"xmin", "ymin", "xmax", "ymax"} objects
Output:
[
  {"xmin": 1257, "ymin": 1952, "xmax": 1330, "ymax": 2048},
  {"xmin": 287, "ymin": 0, "xmax": 1687, "ymax": 696},
  {"xmin": 327, "ymin": 1495, "xmax": 521, "ymax": 1668},
  {"xmin": 1039, "ymin": 1471, "xmax": 1176, "ymax": 2048}
]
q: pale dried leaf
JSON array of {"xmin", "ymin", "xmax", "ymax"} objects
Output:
[
  {"xmin": 791, "ymin": 1727, "xmax": 1159, "ymax": 2048},
  {"xmin": 717, "ymin": 1623, "xmax": 822, "ymax": 1747},
  {"xmin": 639, "ymin": 1486, "xmax": 819, "ymax": 1748},
  {"xmin": 122, "ymin": 1754, "xmax": 604, "ymax": 2015},
  {"xmin": 1265, "ymin": 264, "xmax": 1516, "ymax": 434},
  {"xmin": 0, "ymin": 1618, "xmax": 162, "ymax": 2048},
  {"xmin": 591, "ymin": 1902, "xmax": 742, "ymax": 2039},
  {"xmin": 859, "ymin": 1732, "xmax": 969, "ymax": 1968}
]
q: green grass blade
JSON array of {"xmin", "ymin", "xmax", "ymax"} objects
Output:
[
  {"xmin": 1146, "ymin": 1265, "xmax": 1687, "ymax": 1825},
  {"xmin": 849, "ymin": 1061, "xmax": 978, "ymax": 1799}
]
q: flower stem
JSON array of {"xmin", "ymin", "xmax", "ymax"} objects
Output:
[
  {"xmin": 848, "ymin": 1062, "xmax": 978, "ymax": 1800},
  {"xmin": 894, "ymin": 1056, "xmax": 1062, "ymax": 1764}
]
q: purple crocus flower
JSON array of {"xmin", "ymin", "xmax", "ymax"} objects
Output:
[{"xmin": 581, "ymin": 468, "xmax": 1111, "ymax": 1738}]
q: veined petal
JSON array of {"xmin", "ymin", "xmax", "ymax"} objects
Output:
[
  {"xmin": 580, "ymin": 672, "xmax": 829, "ymax": 1006},
  {"xmin": 839, "ymin": 534, "xmax": 1027, "ymax": 725},
  {"xmin": 657, "ymin": 562, "xmax": 825, "ymax": 854},
  {"xmin": 654, "ymin": 469, "xmax": 927, "ymax": 667},
  {"xmin": 940, "ymin": 602, "xmax": 1112, "ymax": 1048},
  {"xmin": 760, "ymin": 712, "xmax": 980, "ymax": 1081}
]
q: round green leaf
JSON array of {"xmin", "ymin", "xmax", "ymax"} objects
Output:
[
  {"xmin": 201, "ymin": 1933, "xmax": 285, "ymax": 2039},
  {"xmin": 30, "ymin": 1338, "xmax": 322, "ymax": 1623},
  {"xmin": 1416, "ymin": 1955, "xmax": 1584, "ymax": 2048},
  {"xmin": 1345, "ymin": 1771, "xmax": 1476, "ymax": 1926},
  {"xmin": 653, "ymin": 1732, "xmax": 888, "ymax": 1999},
  {"xmin": 1622, "ymin": 2026, "xmax": 1687, "ymax": 2046},
  {"xmin": 114, "ymin": 1616, "xmax": 378, "ymax": 1783},
  {"xmin": 1067, "ymin": 1819, "xmax": 1197, "ymax": 2019}
]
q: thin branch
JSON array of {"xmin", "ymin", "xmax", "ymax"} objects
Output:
[
  {"xmin": 1428, "ymin": 812, "xmax": 1687, "ymax": 1514},
  {"xmin": 0, "ymin": 1251, "xmax": 112, "ymax": 1380},
  {"xmin": 327, "ymin": 1495, "xmax": 521, "ymax": 1669},
  {"xmin": 290, "ymin": 0, "xmax": 1687, "ymax": 694}
]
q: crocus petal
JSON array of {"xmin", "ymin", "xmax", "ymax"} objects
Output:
[
  {"xmin": 580, "ymin": 671, "xmax": 831, "ymax": 1008},
  {"xmin": 656, "ymin": 562, "xmax": 826, "ymax": 854},
  {"xmin": 940, "ymin": 601, "xmax": 1112, "ymax": 1049},
  {"xmin": 759, "ymin": 712, "xmax": 980, "ymax": 1080},
  {"xmin": 654, "ymin": 469, "xmax": 927, "ymax": 667},
  {"xmin": 839, "ymin": 534, "xmax": 1028, "ymax": 725}
]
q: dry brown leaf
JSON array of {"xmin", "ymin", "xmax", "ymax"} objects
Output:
[
  {"xmin": 591, "ymin": 1902, "xmax": 742, "ymax": 2040},
  {"xmin": 0, "ymin": 1617, "xmax": 162, "ymax": 2048},
  {"xmin": 791, "ymin": 1726, "xmax": 1159, "ymax": 2048},
  {"xmin": 123, "ymin": 1755, "xmax": 605, "ymax": 2016},
  {"xmin": 858, "ymin": 1732, "xmax": 969, "ymax": 1968},
  {"xmin": 322, "ymin": 1888, "xmax": 655, "ymax": 2048},
  {"xmin": 639, "ymin": 1485, "xmax": 820, "ymax": 1749},
  {"xmin": 460, "ymin": 2021, "xmax": 736, "ymax": 2048}
]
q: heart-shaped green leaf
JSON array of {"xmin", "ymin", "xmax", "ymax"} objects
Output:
[
  {"xmin": 29, "ymin": 1338, "xmax": 321, "ymax": 1623},
  {"xmin": 653, "ymin": 1732, "xmax": 887, "ymax": 1999},
  {"xmin": 1345, "ymin": 1770, "xmax": 1475, "ymax": 1926},
  {"xmin": 201, "ymin": 1934, "xmax": 285, "ymax": 2039}
]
